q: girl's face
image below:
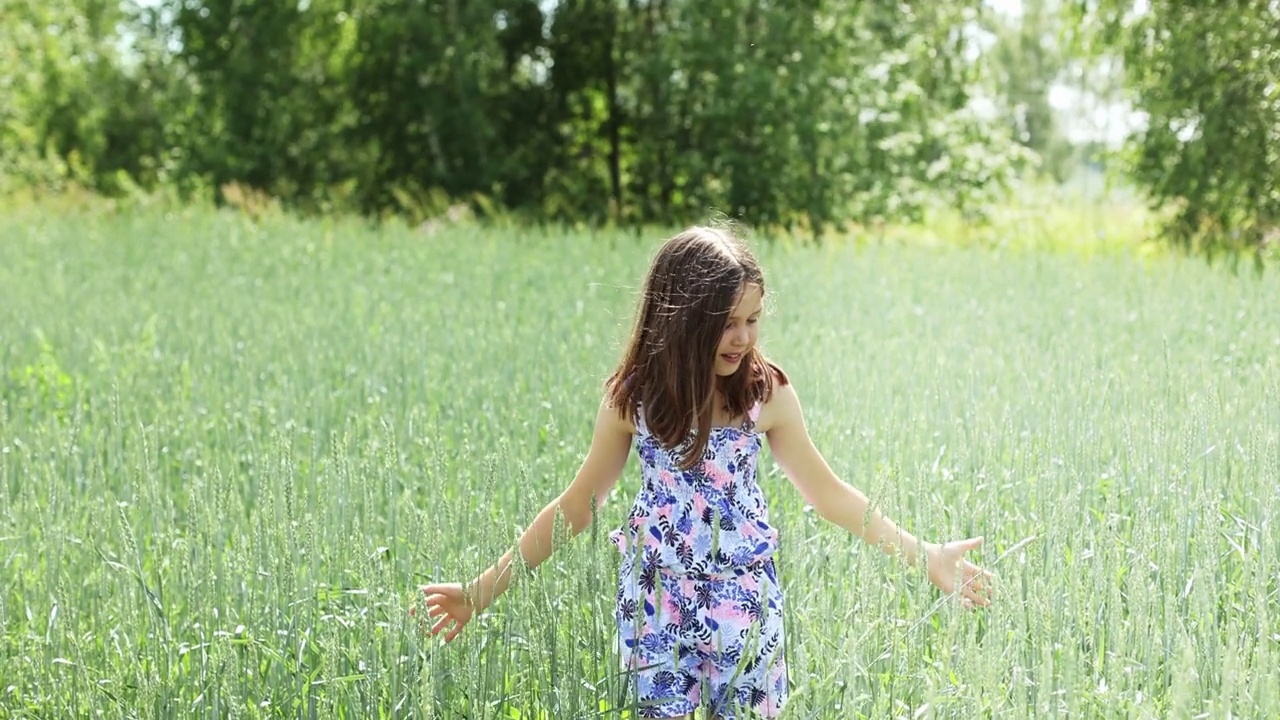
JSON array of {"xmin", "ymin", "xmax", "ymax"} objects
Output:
[{"xmin": 714, "ymin": 284, "xmax": 764, "ymax": 376}]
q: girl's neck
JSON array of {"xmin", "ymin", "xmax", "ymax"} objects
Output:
[{"xmin": 709, "ymin": 389, "xmax": 744, "ymax": 428}]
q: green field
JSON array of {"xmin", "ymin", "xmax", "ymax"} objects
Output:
[{"xmin": 1, "ymin": 206, "xmax": 1278, "ymax": 718}]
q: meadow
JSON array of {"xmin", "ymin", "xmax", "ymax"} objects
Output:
[{"xmin": 1, "ymin": 203, "xmax": 1278, "ymax": 719}]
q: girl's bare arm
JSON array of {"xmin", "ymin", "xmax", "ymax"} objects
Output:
[
  {"xmin": 763, "ymin": 379, "xmax": 992, "ymax": 608},
  {"xmin": 463, "ymin": 396, "xmax": 633, "ymax": 612}
]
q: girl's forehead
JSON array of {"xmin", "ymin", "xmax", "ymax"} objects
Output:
[{"xmin": 730, "ymin": 284, "xmax": 764, "ymax": 314}]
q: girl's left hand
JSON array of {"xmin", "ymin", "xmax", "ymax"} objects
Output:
[{"xmin": 925, "ymin": 537, "xmax": 994, "ymax": 609}]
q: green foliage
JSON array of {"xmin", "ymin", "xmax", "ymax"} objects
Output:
[
  {"xmin": 163, "ymin": 0, "xmax": 363, "ymax": 210},
  {"xmin": 1072, "ymin": 0, "xmax": 1280, "ymax": 254},
  {"xmin": 3, "ymin": 331, "xmax": 82, "ymax": 423},
  {"xmin": 982, "ymin": 0, "xmax": 1081, "ymax": 182},
  {"xmin": 0, "ymin": 0, "xmax": 114, "ymax": 191},
  {"xmin": 4, "ymin": 0, "xmax": 1277, "ymax": 251},
  {"xmin": 0, "ymin": 0, "xmax": 183, "ymax": 198},
  {"xmin": 0, "ymin": 0, "xmax": 1032, "ymax": 231}
]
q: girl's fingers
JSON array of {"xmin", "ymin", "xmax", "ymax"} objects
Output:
[
  {"xmin": 423, "ymin": 594, "xmax": 452, "ymax": 610},
  {"xmin": 430, "ymin": 617, "xmax": 453, "ymax": 636},
  {"xmin": 942, "ymin": 560, "xmax": 994, "ymax": 609},
  {"xmin": 964, "ymin": 584, "xmax": 992, "ymax": 607},
  {"xmin": 963, "ymin": 566, "xmax": 995, "ymax": 588},
  {"xmin": 964, "ymin": 579, "xmax": 993, "ymax": 600}
]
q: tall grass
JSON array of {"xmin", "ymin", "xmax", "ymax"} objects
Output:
[{"xmin": 1, "ymin": 204, "xmax": 1277, "ymax": 718}]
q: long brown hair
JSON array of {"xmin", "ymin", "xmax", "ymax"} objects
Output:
[{"xmin": 605, "ymin": 225, "xmax": 787, "ymax": 469}]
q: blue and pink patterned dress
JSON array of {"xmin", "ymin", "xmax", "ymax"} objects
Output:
[{"xmin": 610, "ymin": 400, "xmax": 789, "ymax": 719}]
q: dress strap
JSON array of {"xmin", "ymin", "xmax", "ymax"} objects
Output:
[{"xmin": 743, "ymin": 400, "xmax": 762, "ymax": 432}]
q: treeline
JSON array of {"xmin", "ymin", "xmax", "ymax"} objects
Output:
[{"xmin": 1, "ymin": 0, "xmax": 1277, "ymax": 248}]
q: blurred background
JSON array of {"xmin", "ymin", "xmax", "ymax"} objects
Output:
[{"xmin": 1, "ymin": 0, "xmax": 1276, "ymax": 254}]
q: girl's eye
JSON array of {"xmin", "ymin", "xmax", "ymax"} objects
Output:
[{"xmin": 748, "ymin": 318, "xmax": 759, "ymax": 325}]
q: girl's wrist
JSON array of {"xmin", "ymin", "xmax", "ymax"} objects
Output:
[
  {"xmin": 463, "ymin": 576, "xmax": 483, "ymax": 610},
  {"xmin": 468, "ymin": 548, "xmax": 520, "ymax": 611},
  {"xmin": 467, "ymin": 569, "xmax": 497, "ymax": 611}
]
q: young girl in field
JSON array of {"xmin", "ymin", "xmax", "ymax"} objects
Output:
[{"xmin": 418, "ymin": 226, "xmax": 994, "ymax": 719}]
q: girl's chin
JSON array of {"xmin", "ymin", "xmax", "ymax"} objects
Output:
[{"xmin": 714, "ymin": 361, "xmax": 744, "ymax": 376}]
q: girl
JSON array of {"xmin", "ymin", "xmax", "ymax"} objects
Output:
[{"xmin": 418, "ymin": 226, "xmax": 994, "ymax": 719}]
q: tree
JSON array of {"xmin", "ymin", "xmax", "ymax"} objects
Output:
[
  {"xmin": 984, "ymin": 0, "xmax": 1077, "ymax": 181},
  {"xmin": 0, "ymin": 0, "xmax": 139, "ymax": 192},
  {"xmin": 1072, "ymin": 0, "xmax": 1280, "ymax": 254},
  {"xmin": 2, "ymin": 0, "xmax": 1034, "ymax": 231},
  {"xmin": 166, "ymin": 0, "xmax": 359, "ymax": 208}
]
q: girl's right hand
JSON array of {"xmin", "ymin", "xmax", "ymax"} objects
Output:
[{"xmin": 414, "ymin": 583, "xmax": 474, "ymax": 642}]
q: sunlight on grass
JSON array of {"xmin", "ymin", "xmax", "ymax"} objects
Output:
[{"xmin": 0, "ymin": 203, "xmax": 1277, "ymax": 718}]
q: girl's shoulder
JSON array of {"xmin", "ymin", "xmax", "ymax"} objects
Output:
[
  {"xmin": 754, "ymin": 360, "xmax": 799, "ymax": 435},
  {"xmin": 758, "ymin": 358, "xmax": 790, "ymax": 391},
  {"xmin": 601, "ymin": 371, "xmax": 641, "ymax": 435},
  {"xmin": 601, "ymin": 394, "xmax": 640, "ymax": 436}
]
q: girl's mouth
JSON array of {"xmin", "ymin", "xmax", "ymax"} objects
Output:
[{"xmin": 721, "ymin": 353, "xmax": 742, "ymax": 363}]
